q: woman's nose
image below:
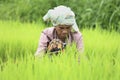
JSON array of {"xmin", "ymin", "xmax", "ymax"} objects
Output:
[{"xmin": 62, "ymin": 30, "xmax": 68, "ymax": 34}]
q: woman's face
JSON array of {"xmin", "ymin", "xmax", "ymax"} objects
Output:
[{"xmin": 55, "ymin": 25, "xmax": 72, "ymax": 39}]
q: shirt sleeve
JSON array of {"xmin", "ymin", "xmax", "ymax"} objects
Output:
[
  {"xmin": 35, "ymin": 32, "xmax": 49, "ymax": 57},
  {"xmin": 77, "ymin": 34, "xmax": 84, "ymax": 53},
  {"xmin": 74, "ymin": 32, "xmax": 84, "ymax": 63},
  {"xmin": 74, "ymin": 32, "xmax": 84, "ymax": 53}
]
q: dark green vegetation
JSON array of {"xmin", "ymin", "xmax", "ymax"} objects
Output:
[{"xmin": 0, "ymin": 0, "xmax": 120, "ymax": 31}]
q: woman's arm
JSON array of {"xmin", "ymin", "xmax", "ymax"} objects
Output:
[{"xmin": 35, "ymin": 32, "xmax": 50, "ymax": 58}]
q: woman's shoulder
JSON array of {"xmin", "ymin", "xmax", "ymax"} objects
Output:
[
  {"xmin": 43, "ymin": 27, "xmax": 54, "ymax": 32},
  {"xmin": 42, "ymin": 27, "xmax": 55, "ymax": 34},
  {"xmin": 71, "ymin": 31, "xmax": 82, "ymax": 39},
  {"xmin": 41, "ymin": 27, "xmax": 55, "ymax": 39}
]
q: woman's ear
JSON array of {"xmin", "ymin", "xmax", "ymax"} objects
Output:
[
  {"xmin": 54, "ymin": 26, "xmax": 57, "ymax": 29},
  {"xmin": 54, "ymin": 26, "xmax": 59, "ymax": 31}
]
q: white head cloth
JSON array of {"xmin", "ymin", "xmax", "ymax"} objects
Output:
[{"xmin": 43, "ymin": 5, "xmax": 79, "ymax": 32}]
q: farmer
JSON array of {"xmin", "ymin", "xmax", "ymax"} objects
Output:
[{"xmin": 35, "ymin": 5, "xmax": 84, "ymax": 58}]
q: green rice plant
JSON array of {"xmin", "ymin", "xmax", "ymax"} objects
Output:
[{"xmin": 0, "ymin": 20, "xmax": 120, "ymax": 80}]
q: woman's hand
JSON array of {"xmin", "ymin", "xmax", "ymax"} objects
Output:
[{"xmin": 47, "ymin": 39, "xmax": 64, "ymax": 54}]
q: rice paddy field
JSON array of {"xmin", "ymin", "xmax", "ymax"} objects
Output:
[{"xmin": 0, "ymin": 20, "xmax": 120, "ymax": 80}]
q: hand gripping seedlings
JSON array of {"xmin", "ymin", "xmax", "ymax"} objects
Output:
[{"xmin": 47, "ymin": 39, "xmax": 66, "ymax": 55}]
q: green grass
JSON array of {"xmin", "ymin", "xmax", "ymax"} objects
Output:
[{"xmin": 0, "ymin": 20, "xmax": 120, "ymax": 80}]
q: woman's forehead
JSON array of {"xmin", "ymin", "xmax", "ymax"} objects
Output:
[{"xmin": 57, "ymin": 24, "xmax": 72, "ymax": 27}]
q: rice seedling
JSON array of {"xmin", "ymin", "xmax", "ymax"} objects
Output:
[{"xmin": 0, "ymin": 20, "xmax": 120, "ymax": 80}]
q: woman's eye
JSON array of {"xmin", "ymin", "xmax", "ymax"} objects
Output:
[
  {"xmin": 59, "ymin": 27, "xmax": 64, "ymax": 29},
  {"xmin": 66, "ymin": 27, "xmax": 70, "ymax": 29}
]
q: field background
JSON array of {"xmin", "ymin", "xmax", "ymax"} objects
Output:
[
  {"xmin": 0, "ymin": 0, "xmax": 120, "ymax": 31},
  {"xmin": 0, "ymin": 0, "xmax": 120, "ymax": 80}
]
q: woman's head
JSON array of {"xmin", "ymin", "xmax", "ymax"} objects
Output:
[
  {"xmin": 55, "ymin": 24, "xmax": 72, "ymax": 39},
  {"xmin": 43, "ymin": 5, "xmax": 79, "ymax": 32}
]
